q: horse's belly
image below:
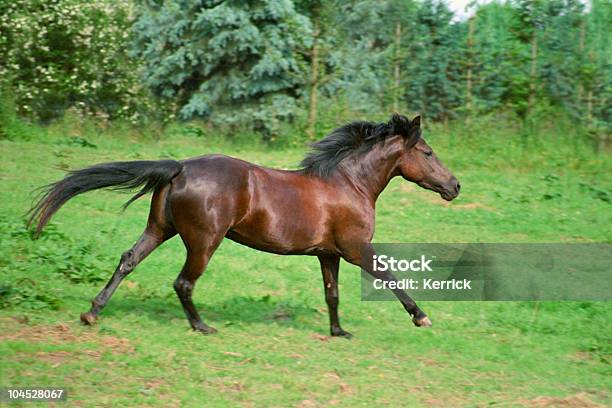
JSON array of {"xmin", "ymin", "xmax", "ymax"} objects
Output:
[
  {"xmin": 226, "ymin": 209, "xmax": 334, "ymax": 255},
  {"xmin": 225, "ymin": 231, "xmax": 331, "ymax": 255}
]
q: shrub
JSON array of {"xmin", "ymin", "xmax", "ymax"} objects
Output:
[{"xmin": 0, "ymin": 0, "xmax": 159, "ymax": 124}]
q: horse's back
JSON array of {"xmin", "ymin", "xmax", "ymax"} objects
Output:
[{"xmin": 168, "ymin": 154, "xmax": 354, "ymax": 256}]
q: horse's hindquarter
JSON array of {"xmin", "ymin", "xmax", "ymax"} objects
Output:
[{"xmin": 169, "ymin": 155, "xmax": 252, "ymax": 236}]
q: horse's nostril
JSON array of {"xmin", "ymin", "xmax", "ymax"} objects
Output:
[{"xmin": 456, "ymin": 183, "xmax": 461, "ymax": 192}]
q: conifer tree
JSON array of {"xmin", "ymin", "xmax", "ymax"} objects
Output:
[
  {"xmin": 132, "ymin": 0, "xmax": 312, "ymax": 136},
  {"xmin": 328, "ymin": 0, "xmax": 416, "ymax": 114},
  {"xmin": 404, "ymin": 0, "xmax": 462, "ymax": 123}
]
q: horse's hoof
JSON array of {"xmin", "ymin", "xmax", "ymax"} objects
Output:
[
  {"xmin": 195, "ymin": 325, "xmax": 218, "ymax": 335},
  {"xmin": 331, "ymin": 329, "xmax": 354, "ymax": 339},
  {"xmin": 412, "ymin": 316, "xmax": 432, "ymax": 327},
  {"xmin": 80, "ymin": 312, "xmax": 97, "ymax": 325}
]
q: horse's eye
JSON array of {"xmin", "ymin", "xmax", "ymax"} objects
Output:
[{"xmin": 425, "ymin": 151, "xmax": 433, "ymax": 157}]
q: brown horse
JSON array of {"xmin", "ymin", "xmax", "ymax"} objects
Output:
[{"xmin": 29, "ymin": 114, "xmax": 460, "ymax": 337}]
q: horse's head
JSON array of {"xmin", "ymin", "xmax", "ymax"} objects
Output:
[{"xmin": 392, "ymin": 114, "xmax": 460, "ymax": 201}]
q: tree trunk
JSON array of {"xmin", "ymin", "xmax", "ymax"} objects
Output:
[
  {"xmin": 307, "ymin": 23, "xmax": 320, "ymax": 140},
  {"xmin": 393, "ymin": 21, "xmax": 402, "ymax": 112},
  {"xmin": 587, "ymin": 90, "xmax": 605, "ymax": 154},
  {"xmin": 465, "ymin": 16, "xmax": 475, "ymax": 124},
  {"xmin": 577, "ymin": 18, "xmax": 585, "ymax": 108},
  {"xmin": 586, "ymin": 90, "xmax": 593, "ymax": 126},
  {"xmin": 527, "ymin": 31, "xmax": 538, "ymax": 118}
]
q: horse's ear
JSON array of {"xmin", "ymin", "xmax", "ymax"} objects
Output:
[{"xmin": 405, "ymin": 115, "xmax": 421, "ymax": 147}]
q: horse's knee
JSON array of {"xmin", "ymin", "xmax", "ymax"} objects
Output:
[
  {"xmin": 120, "ymin": 250, "xmax": 133, "ymax": 265},
  {"xmin": 118, "ymin": 250, "xmax": 136, "ymax": 275},
  {"xmin": 173, "ymin": 278, "xmax": 193, "ymax": 298}
]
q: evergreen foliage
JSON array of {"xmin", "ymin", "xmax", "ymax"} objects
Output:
[
  {"xmin": 0, "ymin": 0, "xmax": 609, "ymax": 138},
  {"xmin": 131, "ymin": 0, "xmax": 312, "ymax": 136}
]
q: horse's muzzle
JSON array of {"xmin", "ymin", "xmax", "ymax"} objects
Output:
[{"xmin": 440, "ymin": 178, "xmax": 460, "ymax": 201}]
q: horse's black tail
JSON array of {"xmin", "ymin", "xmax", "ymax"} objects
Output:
[{"xmin": 27, "ymin": 160, "xmax": 183, "ymax": 237}]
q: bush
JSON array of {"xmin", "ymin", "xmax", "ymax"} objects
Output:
[
  {"xmin": 0, "ymin": 88, "xmax": 29, "ymax": 140},
  {"xmin": 0, "ymin": 279, "xmax": 61, "ymax": 310},
  {"xmin": 0, "ymin": 0, "xmax": 160, "ymax": 124},
  {"xmin": 0, "ymin": 216, "xmax": 109, "ymax": 285}
]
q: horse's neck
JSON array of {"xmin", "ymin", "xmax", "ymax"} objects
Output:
[{"xmin": 339, "ymin": 138, "xmax": 402, "ymax": 202}]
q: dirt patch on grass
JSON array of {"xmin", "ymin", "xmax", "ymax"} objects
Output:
[
  {"xmin": 99, "ymin": 335, "xmax": 132, "ymax": 353},
  {"xmin": 34, "ymin": 350, "xmax": 74, "ymax": 365},
  {"xmin": 421, "ymin": 394, "xmax": 474, "ymax": 407},
  {"xmin": 207, "ymin": 378, "xmax": 246, "ymax": 393},
  {"xmin": 0, "ymin": 317, "xmax": 134, "ymax": 354},
  {"xmin": 570, "ymin": 351, "xmax": 595, "ymax": 362},
  {"xmin": 522, "ymin": 393, "xmax": 605, "ymax": 407}
]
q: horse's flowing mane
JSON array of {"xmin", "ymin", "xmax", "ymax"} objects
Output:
[{"xmin": 300, "ymin": 113, "xmax": 412, "ymax": 177}]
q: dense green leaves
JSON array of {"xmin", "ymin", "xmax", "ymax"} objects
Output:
[
  {"xmin": 405, "ymin": 0, "xmax": 461, "ymax": 121},
  {"xmin": 132, "ymin": 0, "xmax": 312, "ymax": 136},
  {"xmin": 0, "ymin": 0, "xmax": 609, "ymax": 138},
  {"xmin": 0, "ymin": 0, "xmax": 153, "ymax": 122}
]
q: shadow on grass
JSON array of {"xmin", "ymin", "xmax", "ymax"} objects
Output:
[{"xmin": 103, "ymin": 294, "xmax": 321, "ymax": 331}]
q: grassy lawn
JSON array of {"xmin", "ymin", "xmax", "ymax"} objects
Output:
[{"xmin": 0, "ymin": 126, "xmax": 610, "ymax": 407}]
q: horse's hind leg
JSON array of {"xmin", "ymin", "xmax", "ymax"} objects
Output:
[
  {"xmin": 173, "ymin": 231, "xmax": 225, "ymax": 335},
  {"xmin": 80, "ymin": 228, "xmax": 168, "ymax": 325},
  {"xmin": 80, "ymin": 185, "xmax": 175, "ymax": 325}
]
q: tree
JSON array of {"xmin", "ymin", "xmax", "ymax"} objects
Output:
[
  {"xmin": 404, "ymin": 0, "xmax": 462, "ymax": 123},
  {"xmin": 132, "ymin": 0, "xmax": 312, "ymax": 136},
  {"xmin": 295, "ymin": 0, "xmax": 338, "ymax": 139},
  {"xmin": 464, "ymin": 13, "xmax": 476, "ymax": 123},
  {"xmin": 326, "ymin": 0, "xmax": 416, "ymax": 115},
  {"xmin": 506, "ymin": 0, "xmax": 538, "ymax": 122},
  {"xmin": 471, "ymin": 1, "xmax": 516, "ymax": 114},
  {"xmin": 538, "ymin": 0, "xmax": 585, "ymax": 116},
  {"xmin": 581, "ymin": 0, "xmax": 612, "ymax": 150}
]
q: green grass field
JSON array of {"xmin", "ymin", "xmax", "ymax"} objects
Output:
[{"xmin": 1, "ymin": 123, "xmax": 610, "ymax": 407}]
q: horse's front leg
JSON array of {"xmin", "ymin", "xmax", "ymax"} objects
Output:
[
  {"xmin": 342, "ymin": 243, "xmax": 432, "ymax": 327},
  {"xmin": 318, "ymin": 255, "xmax": 352, "ymax": 338}
]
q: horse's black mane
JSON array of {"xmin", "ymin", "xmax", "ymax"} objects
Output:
[{"xmin": 300, "ymin": 113, "xmax": 412, "ymax": 177}]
